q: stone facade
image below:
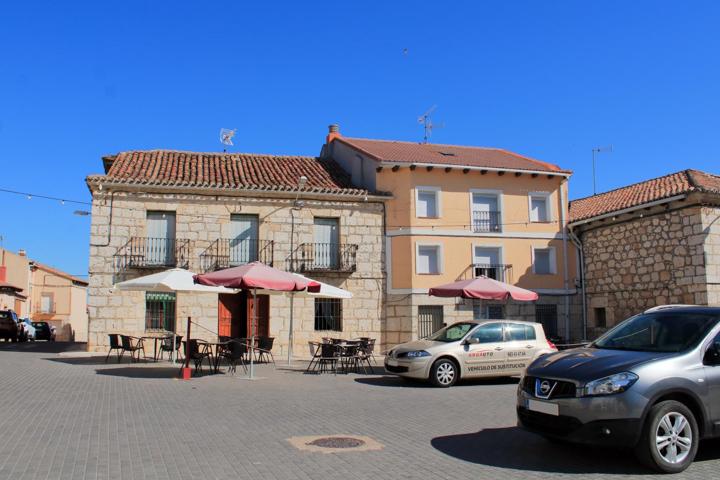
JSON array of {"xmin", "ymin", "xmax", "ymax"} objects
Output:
[
  {"xmin": 578, "ymin": 203, "xmax": 719, "ymax": 339},
  {"xmin": 87, "ymin": 190, "xmax": 385, "ymax": 357}
]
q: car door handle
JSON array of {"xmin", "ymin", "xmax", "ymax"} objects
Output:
[
  {"xmin": 494, "ymin": 347, "xmax": 503, "ymax": 351},
  {"xmin": 525, "ymin": 345, "xmax": 533, "ymax": 349}
]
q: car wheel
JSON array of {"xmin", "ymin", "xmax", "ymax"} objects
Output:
[
  {"xmin": 635, "ymin": 400, "xmax": 698, "ymax": 474},
  {"xmin": 430, "ymin": 358, "xmax": 458, "ymax": 388}
]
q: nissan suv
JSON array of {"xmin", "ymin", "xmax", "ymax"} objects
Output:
[{"xmin": 517, "ymin": 305, "xmax": 720, "ymax": 473}]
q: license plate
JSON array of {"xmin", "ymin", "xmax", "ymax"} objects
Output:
[
  {"xmin": 527, "ymin": 399, "xmax": 559, "ymax": 416},
  {"xmin": 386, "ymin": 358, "xmax": 398, "ymax": 367}
]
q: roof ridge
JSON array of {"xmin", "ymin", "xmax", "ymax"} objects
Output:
[
  {"xmin": 569, "ymin": 169, "xmax": 694, "ymax": 204},
  {"xmin": 342, "ymin": 136, "xmax": 500, "ymax": 151},
  {"xmin": 687, "ymin": 169, "xmax": 720, "ymax": 191},
  {"xmin": 114, "ymin": 149, "xmax": 318, "ymax": 160}
]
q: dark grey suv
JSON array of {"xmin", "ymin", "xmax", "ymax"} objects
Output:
[{"xmin": 517, "ymin": 305, "xmax": 720, "ymax": 473}]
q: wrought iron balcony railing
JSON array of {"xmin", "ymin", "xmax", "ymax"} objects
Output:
[
  {"xmin": 472, "ymin": 210, "xmax": 501, "ymax": 233},
  {"xmin": 113, "ymin": 237, "xmax": 190, "ymax": 271},
  {"xmin": 287, "ymin": 243, "xmax": 358, "ymax": 273},
  {"xmin": 200, "ymin": 238, "xmax": 274, "ymax": 272},
  {"xmin": 472, "ymin": 263, "xmax": 512, "ymax": 282}
]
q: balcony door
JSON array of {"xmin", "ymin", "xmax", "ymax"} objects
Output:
[
  {"xmin": 146, "ymin": 211, "xmax": 176, "ymax": 265},
  {"xmin": 474, "ymin": 247, "xmax": 501, "ymax": 280},
  {"xmin": 471, "ymin": 194, "xmax": 500, "ymax": 232},
  {"xmin": 229, "ymin": 214, "xmax": 259, "ymax": 265},
  {"xmin": 314, "ymin": 218, "xmax": 339, "ymax": 269}
]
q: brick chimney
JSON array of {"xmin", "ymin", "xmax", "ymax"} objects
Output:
[{"xmin": 326, "ymin": 124, "xmax": 341, "ymax": 144}]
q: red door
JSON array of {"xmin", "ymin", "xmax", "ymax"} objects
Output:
[
  {"xmin": 218, "ymin": 294, "xmax": 243, "ymax": 337},
  {"xmin": 246, "ymin": 293, "xmax": 270, "ymax": 338}
]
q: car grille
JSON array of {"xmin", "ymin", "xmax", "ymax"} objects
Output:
[
  {"xmin": 517, "ymin": 407, "xmax": 582, "ymax": 436},
  {"xmin": 385, "ymin": 364, "xmax": 409, "ymax": 373},
  {"xmin": 523, "ymin": 376, "xmax": 577, "ymax": 399}
]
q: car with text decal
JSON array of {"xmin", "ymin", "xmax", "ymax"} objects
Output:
[{"xmin": 385, "ymin": 320, "xmax": 557, "ymax": 387}]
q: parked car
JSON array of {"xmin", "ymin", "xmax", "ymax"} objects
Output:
[
  {"xmin": 0, "ymin": 310, "xmax": 20, "ymax": 342},
  {"xmin": 20, "ymin": 318, "xmax": 36, "ymax": 341},
  {"xmin": 517, "ymin": 305, "xmax": 720, "ymax": 474},
  {"xmin": 385, "ymin": 320, "xmax": 556, "ymax": 387},
  {"xmin": 32, "ymin": 322, "xmax": 55, "ymax": 341}
]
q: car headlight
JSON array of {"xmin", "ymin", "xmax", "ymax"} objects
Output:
[
  {"xmin": 402, "ymin": 350, "xmax": 431, "ymax": 358},
  {"xmin": 583, "ymin": 372, "xmax": 638, "ymax": 396}
]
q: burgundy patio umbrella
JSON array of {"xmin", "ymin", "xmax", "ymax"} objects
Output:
[
  {"xmin": 193, "ymin": 262, "xmax": 321, "ymax": 378},
  {"xmin": 428, "ymin": 276, "xmax": 539, "ymax": 301}
]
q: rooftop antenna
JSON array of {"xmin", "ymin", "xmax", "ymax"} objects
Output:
[
  {"xmin": 591, "ymin": 145, "xmax": 613, "ymax": 195},
  {"xmin": 220, "ymin": 128, "xmax": 237, "ymax": 152},
  {"xmin": 418, "ymin": 105, "xmax": 443, "ymax": 143}
]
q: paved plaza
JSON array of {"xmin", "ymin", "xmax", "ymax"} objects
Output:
[{"xmin": 1, "ymin": 342, "xmax": 719, "ymax": 480}]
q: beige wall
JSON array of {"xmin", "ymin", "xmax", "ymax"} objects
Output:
[
  {"xmin": 87, "ymin": 189, "xmax": 385, "ymax": 355},
  {"xmin": 31, "ymin": 266, "xmax": 88, "ymax": 341},
  {"xmin": 0, "ymin": 248, "xmax": 30, "ymax": 316}
]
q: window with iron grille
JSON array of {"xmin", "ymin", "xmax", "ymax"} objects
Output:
[
  {"xmin": 315, "ymin": 298, "xmax": 342, "ymax": 331},
  {"xmin": 473, "ymin": 302, "xmax": 505, "ymax": 320},
  {"xmin": 535, "ymin": 304, "xmax": 558, "ymax": 337},
  {"xmin": 145, "ymin": 292, "xmax": 176, "ymax": 331}
]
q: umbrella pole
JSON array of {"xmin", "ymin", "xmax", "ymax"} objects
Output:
[
  {"xmin": 249, "ymin": 288, "xmax": 257, "ymax": 379},
  {"xmin": 287, "ymin": 292, "xmax": 295, "ymax": 365}
]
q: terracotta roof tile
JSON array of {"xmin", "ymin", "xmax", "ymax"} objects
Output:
[
  {"xmin": 336, "ymin": 137, "xmax": 570, "ymax": 174},
  {"xmin": 31, "ymin": 262, "xmax": 89, "ymax": 286},
  {"xmin": 87, "ymin": 150, "xmax": 371, "ymax": 196},
  {"xmin": 569, "ymin": 169, "xmax": 720, "ymax": 223}
]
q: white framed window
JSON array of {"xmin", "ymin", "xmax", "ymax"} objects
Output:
[
  {"xmin": 469, "ymin": 189, "xmax": 502, "ymax": 232},
  {"xmin": 528, "ymin": 192, "xmax": 552, "ymax": 223},
  {"xmin": 415, "ymin": 186, "xmax": 440, "ymax": 218},
  {"xmin": 40, "ymin": 293, "xmax": 53, "ymax": 314},
  {"xmin": 416, "ymin": 243, "xmax": 442, "ymax": 274},
  {"xmin": 472, "ymin": 245, "xmax": 505, "ymax": 281},
  {"xmin": 532, "ymin": 247, "xmax": 557, "ymax": 275},
  {"xmin": 473, "ymin": 302, "xmax": 505, "ymax": 320}
]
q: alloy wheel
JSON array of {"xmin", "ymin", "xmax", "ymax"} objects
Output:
[
  {"xmin": 655, "ymin": 412, "xmax": 692, "ymax": 464},
  {"xmin": 436, "ymin": 362, "xmax": 455, "ymax": 386}
]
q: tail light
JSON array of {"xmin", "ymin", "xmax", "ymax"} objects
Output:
[{"xmin": 547, "ymin": 339, "xmax": 557, "ymax": 350}]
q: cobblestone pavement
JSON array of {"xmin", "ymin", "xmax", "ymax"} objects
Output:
[{"xmin": 1, "ymin": 342, "xmax": 719, "ymax": 480}]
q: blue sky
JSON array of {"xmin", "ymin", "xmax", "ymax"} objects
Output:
[{"xmin": 1, "ymin": 1, "xmax": 719, "ymax": 276}]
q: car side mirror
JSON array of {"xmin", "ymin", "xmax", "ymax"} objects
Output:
[
  {"xmin": 703, "ymin": 342, "xmax": 720, "ymax": 366},
  {"xmin": 464, "ymin": 337, "xmax": 480, "ymax": 345}
]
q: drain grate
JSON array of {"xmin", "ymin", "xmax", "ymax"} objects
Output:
[{"xmin": 307, "ymin": 437, "xmax": 366, "ymax": 449}]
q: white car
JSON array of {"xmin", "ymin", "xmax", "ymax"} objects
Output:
[
  {"xmin": 19, "ymin": 318, "xmax": 36, "ymax": 341},
  {"xmin": 385, "ymin": 320, "xmax": 557, "ymax": 387}
]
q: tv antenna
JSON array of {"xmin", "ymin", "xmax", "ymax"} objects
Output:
[
  {"xmin": 591, "ymin": 145, "xmax": 613, "ymax": 195},
  {"xmin": 418, "ymin": 105, "xmax": 443, "ymax": 143},
  {"xmin": 220, "ymin": 128, "xmax": 237, "ymax": 152}
]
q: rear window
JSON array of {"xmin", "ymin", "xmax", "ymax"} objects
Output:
[
  {"xmin": 0, "ymin": 312, "xmax": 10, "ymax": 320},
  {"xmin": 505, "ymin": 323, "xmax": 536, "ymax": 341},
  {"xmin": 32, "ymin": 322, "xmax": 48, "ymax": 328}
]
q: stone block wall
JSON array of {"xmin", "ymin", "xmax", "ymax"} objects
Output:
[
  {"xmin": 87, "ymin": 190, "xmax": 385, "ymax": 357},
  {"xmin": 582, "ymin": 206, "xmax": 711, "ymax": 336},
  {"xmin": 702, "ymin": 206, "xmax": 720, "ymax": 306}
]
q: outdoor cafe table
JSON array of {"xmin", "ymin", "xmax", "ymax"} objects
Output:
[
  {"xmin": 197, "ymin": 340, "xmax": 230, "ymax": 374},
  {"xmin": 141, "ymin": 334, "xmax": 172, "ymax": 362}
]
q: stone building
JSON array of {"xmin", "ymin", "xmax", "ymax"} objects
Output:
[
  {"xmin": 86, "ymin": 151, "xmax": 386, "ymax": 356},
  {"xmin": 322, "ymin": 126, "xmax": 582, "ymax": 344},
  {"xmin": 569, "ymin": 169, "xmax": 720, "ymax": 339}
]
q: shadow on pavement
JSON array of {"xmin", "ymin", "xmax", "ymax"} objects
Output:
[
  {"xmin": 0, "ymin": 341, "xmax": 87, "ymax": 354},
  {"xmin": 95, "ymin": 367, "xmax": 182, "ymax": 379},
  {"xmin": 354, "ymin": 375, "xmax": 519, "ymax": 388},
  {"xmin": 431, "ymin": 427, "xmax": 651, "ymax": 475},
  {"xmin": 47, "ymin": 356, "xmax": 163, "ymax": 366}
]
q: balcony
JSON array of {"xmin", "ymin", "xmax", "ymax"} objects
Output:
[
  {"xmin": 113, "ymin": 237, "xmax": 190, "ymax": 271},
  {"xmin": 200, "ymin": 238, "xmax": 274, "ymax": 272},
  {"xmin": 472, "ymin": 211, "xmax": 501, "ymax": 233},
  {"xmin": 472, "ymin": 263, "xmax": 513, "ymax": 282},
  {"xmin": 287, "ymin": 243, "xmax": 358, "ymax": 273}
]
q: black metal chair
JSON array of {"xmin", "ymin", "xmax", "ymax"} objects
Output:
[
  {"xmin": 221, "ymin": 340, "xmax": 248, "ymax": 375},
  {"xmin": 183, "ymin": 339, "xmax": 211, "ymax": 373},
  {"xmin": 159, "ymin": 335, "xmax": 183, "ymax": 361},
  {"xmin": 105, "ymin": 334, "xmax": 123, "ymax": 363},
  {"xmin": 119, "ymin": 335, "xmax": 145, "ymax": 363},
  {"xmin": 358, "ymin": 338, "xmax": 377, "ymax": 367},
  {"xmin": 316, "ymin": 343, "xmax": 339, "ymax": 374},
  {"xmin": 338, "ymin": 344, "xmax": 361, "ymax": 374},
  {"xmin": 256, "ymin": 337, "xmax": 275, "ymax": 365}
]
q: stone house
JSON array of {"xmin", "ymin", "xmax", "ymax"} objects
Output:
[
  {"xmin": 85, "ymin": 150, "xmax": 386, "ymax": 357},
  {"xmin": 568, "ymin": 169, "xmax": 720, "ymax": 339}
]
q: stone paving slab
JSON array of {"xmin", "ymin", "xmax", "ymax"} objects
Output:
[{"xmin": 1, "ymin": 341, "xmax": 719, "ymax": 479}]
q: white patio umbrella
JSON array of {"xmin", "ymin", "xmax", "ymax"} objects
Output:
[
  {"xmin": 265, "ymin": 273, "xmax": 352, "ymax": 364},
  {"xmin": 113, "ymin": 268, "xmax": 236, "ymax": 363}
]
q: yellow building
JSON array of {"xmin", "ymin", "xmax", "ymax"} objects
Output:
[{"xmin": 323, "ymin": 125, "xmax": 581, "ymax": 344}]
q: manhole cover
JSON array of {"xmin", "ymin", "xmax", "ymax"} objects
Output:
[{"xmin": 307, "ymin": 437, "xmax": 366, "ymax": 449}]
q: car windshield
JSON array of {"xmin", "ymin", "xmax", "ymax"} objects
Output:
[
  {"xmin": 33, "ymin": 322, "xmax": 47, "ymax": 328},
  {"xmin": 593, "ymin": 312, "xmax": 719, "ymax": 353},
  {"xmin": 428, "ymin": 322, "xmax": 476, "ymax": 342},
  {"xmin": 0, "ymin": 312, "xmax": 10, "ymax": 319}
]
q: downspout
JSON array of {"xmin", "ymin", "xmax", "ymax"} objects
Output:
[
  {"xmin": 559, "ymin": 180, "xmax": 571, "ymax": 341},
  {"xmin": 568, "ymin": 227, "xmax": 587, "ymax": 341}
]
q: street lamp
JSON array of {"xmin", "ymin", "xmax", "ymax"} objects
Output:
[{"xmin": 288, "ymin": 175, "xmax": 308, "ymax": 364}]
